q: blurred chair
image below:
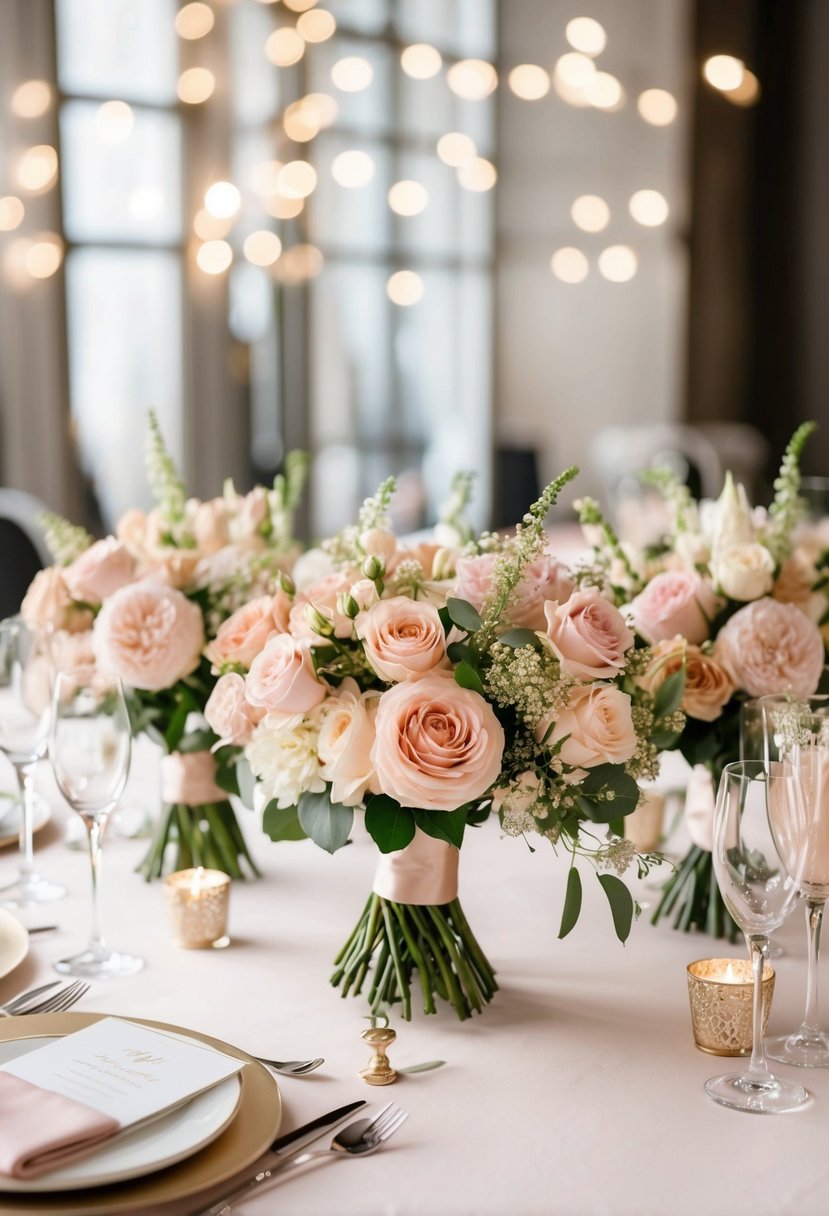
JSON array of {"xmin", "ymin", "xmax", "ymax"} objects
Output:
[
  {"xmin": 694, "ymin": 423, "xmax": 771, "ymax": 504},
  {"xmin": 0, "ymin": 490, "xmax": 50, "ymax": 619},
  {"xmin": 494, "ymin": 445, "xmax": 540, "ymax": 529}
]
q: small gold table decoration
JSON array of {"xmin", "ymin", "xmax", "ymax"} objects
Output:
[
  {"xmin": 360, "ymin": 1023, "xmax": 397, "ymax": 1086},
  {"xmin": 164, "ymin": 866, "xmax": 231, "ymax": 949},
  {"xmin": 687, "ymin": 958, "xmax": 775, "ymax": 1056}
]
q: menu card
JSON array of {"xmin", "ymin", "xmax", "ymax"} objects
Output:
[{"xmin": 0, "ymin": 1017, "xmax": 244, "ymax": 1130}]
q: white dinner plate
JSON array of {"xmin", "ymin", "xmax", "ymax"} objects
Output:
[
  {"xmin": 0, "ymin": 907, "xmax": 28, "ymax": 980},
  {"xmin": 0, "ymin": 1032, "xmax": 243, "ymax": 1192},
  {"xmin": 0, "ymin": 794, "xmax": 50, "ymax": 849}
]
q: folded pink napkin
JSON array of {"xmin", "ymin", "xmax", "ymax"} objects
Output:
[{"xmin": 0, "ymin": 1072, "xmax": 119, "ymax": 1179}]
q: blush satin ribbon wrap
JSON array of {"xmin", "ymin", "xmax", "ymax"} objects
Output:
[
  {"xmin": 685, "ymin": 764, "xmax": 716, "ymax": 852},
  {"xmin": 372, "ymin": 828, "xmax": 459, "ymax": 905},
  {"xmin": 160, "ymin": 751, "xmax": 226, "ymax": 806},
  {"xmin": 0, "ymin": 1073, "xmax": 119, "ymax": 1179}
]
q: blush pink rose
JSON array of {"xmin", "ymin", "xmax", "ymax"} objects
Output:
[
  {"xmin": 371, "ymin": 674, "xmax": 505, "ymax": 810},
  {"xmin": 289, "ymin": 572, "xmax": 355, "ymax": 641},
  {"xmin": 356, "ymin": 597, "xmax": 446, "ymax": 683},
  {"xmin": 509, "ymin": 553, "xmax": 575, "ymax": 630},
  {"xmin": 21, "ymin": 568, "xmax": 92, "ymax": 632},
  {"xmin": 63, "ymin": 537, "xmax": 136, "ymax": 604},
  {"xmin": 93, "ymin": 582, "xmax": 204, "ymax": 691},
  {"xmin": 246, "ymin": 634, "xmax": 326, "ymax": 715},
  {"xmin": 205, "ymin": 672, "xmax": 262, "ymax": 748},
  {"xmin": 453, "ymin": 554, "xmax": 498, "ymax": 612},
  {"xmin": 715, "ymin": 598, "xmax": 824, "ymax": 698},
  {"xmin": 539, "ymin": 684, "xmax": 637, "ymax": 768},
  {"xmin": 192, "ymin": 498, "xmax": 231, "ymax": 555},
  {"xmin": 204, "ymin": 595, "xmax": 289, "ymax": 670},
  {"xmin": 317, "ymin": 679, "xmax": 380, "ymax": 806},
  {"xmin": 544, "ymin": 590, "xmax": 634, "ymax": 680},
  {"xmin": 628, "ymin": 570, "xmax": 718, "ymax": 645}
]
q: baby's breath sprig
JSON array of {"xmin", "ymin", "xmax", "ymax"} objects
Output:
[
  {"xmin": 38, "ymin": 511, "xmax": 93, "ymax": 566},
  {"xmin": 476, "ymin": 466, "xmax": 579, "ymax": 654},
  {"xmin": 639, "ymin": 466, "xmax": 693, "ymax": 534},
  {"xmin": 575, "ymin": 496, "xmax": 643, "ymax": 597},
  {"xmin": 323, "ymin": 476, "xmax": 398, "ymax": 567},
  {"xmin": 146, "ymin": 411, "xmax": 188, "ymax": 527},
  {"xmin": 766, "ymin": 421, "xmax": 817, "ymax": 565},
  {"xmin": 358, "ymin": 476, "xmax": 396, "ymax": 534}
]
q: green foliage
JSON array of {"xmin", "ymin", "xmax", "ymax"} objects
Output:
[
  {"xmin": 365, "ymin": 796, "xmax": 416, "ymax": 853},
  {"xmin": 297, "ymin": 788, "xmax": 353, "ymax": 853},
  {"xmin": 263, "ymin": 802, "xmax": 307, "ymax": 842},
  {"xmin": 454, "ymin": 660, "xmax": 485, "ymax": 696},
  {"xmin": 597, "ymin": 873, "xmax": 634, "ymax": 944},
  {"xmin": 414, "ymin": 806, "xmax": 467, "ymax": 849},
  {"xmin": 575, "ymin": 764, "xmax": 640, "ymax": 823},
  {"xmin": 497, "ymin": 627, "xmax": 543, "ymax": 651},
  {"xmin": 558, "ymin": 866, "xmax": 583, "ymax": 939},
  {"xmin": 445, "ymin": 597, "xmax": 482, "ymax": 633},
  {"xmin": 653, "ymin": 666, "xmax": 686, "ymax": 720}
]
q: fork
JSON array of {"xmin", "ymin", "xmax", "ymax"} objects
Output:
[
  {"xmin": 0, "ymin": 980, "xmax": 89, "ymax": 1018},
  {"xmin": 253, "ymin": 1055, "xmax": 325, "ymax": 1076}
]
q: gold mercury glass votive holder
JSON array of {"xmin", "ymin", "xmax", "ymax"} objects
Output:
[
  {"xmin": 687, "ymin": 958, "xmax": 775, "ymax": 1056},
  {"xmin": 164, "ymin": 867, "xmax": 231, "ymax": 949}
]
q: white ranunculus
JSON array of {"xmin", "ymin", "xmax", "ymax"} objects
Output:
[
  {"xmin": 245, "ymin": 710, "xmax": 325, "ymax": 809},
  {"xmin": 712, "ymin": 542, "xmax": 775, "ymax": 602}
]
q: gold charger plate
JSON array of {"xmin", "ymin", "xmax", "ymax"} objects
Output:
[{"xmin": 0, "ymin": 1011, "xmax": 282, "ymax": 1216}]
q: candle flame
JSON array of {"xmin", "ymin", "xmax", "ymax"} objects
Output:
[
  {"xmin": 190, "ymin": 866, "xmax": 205, "ymax": 897},
  {"xmin": 725, "ymin": 962, "xmax": 736, "ymax": 983}
]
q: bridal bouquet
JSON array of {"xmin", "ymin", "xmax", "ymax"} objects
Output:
[
  {"xmin": 214, "ymin": 468, "xmax": 679, "ymax": 1020},
  {"xmin": 21, "ymin": 416, "xmax": 306, "ymax": 879},
  {"xmin": 578, "ymin": 423, "xmax": 827, "ymax": 938}
]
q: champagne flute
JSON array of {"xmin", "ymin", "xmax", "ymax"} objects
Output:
[
  {"xmin": 740, "ymin": 699, "xmax": 784, "ymax": 959},
  {"xmin": 761, "ymin": 694, "xmax": 829, "ymax": 1067},
  {"xmin": 49, "ymin": 670, "xmax": 143, "ymax": 978},
  {"xmin": 0, "ymin": 617, "xmax": 65, "ymax": 905},
  {"xmin": 705, "ymin": 761, "xmax": 809, "ymax": 1112}
]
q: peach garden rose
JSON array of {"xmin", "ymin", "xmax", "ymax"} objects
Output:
[
  {"xmin": 715, "ymin": 597, "xmax": 824, "ymax": 699},
  {"xmin": 93, "ymin": 582, "xmax": 204, "ymax": 691},
  {"xmin": 205, "ymin": 671, "xmax": 262, "ymax": 748},
  {"xmin": 538, "ymin": 684, "xmax": 637, "ymax": 769},
  {"xmin": 356, "ymin": 596, "xmax": 447, "ymax": 683},
  {"xmin": 63, "ymin": 537, "xmax": 136, "ymax": 604},
  {"xmin": 204, "ymin": 594, "xmax": 289, "ymax": 670}
]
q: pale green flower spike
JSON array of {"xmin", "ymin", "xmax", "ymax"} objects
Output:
[
  {"xmin": 146, "ymin": 410, "xmax": 187, "ymax": 525},
  {"xmin": 38, "ymin": 511, "xmax": 93, "ymax": 566},
  {"xmin": 765, "ymin": 421, "xmax": 817, "ymax": 566},
  {"xmin": 438, "ymin": 470, "xmax": 476, "ymax": 545}
]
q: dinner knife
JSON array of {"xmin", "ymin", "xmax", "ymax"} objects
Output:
[{"xmin": 194, "ymin": 1099, "xmax": 366, "ymax": 1216}]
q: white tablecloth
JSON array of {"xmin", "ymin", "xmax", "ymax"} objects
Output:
[{"xmin": 0, "ymin": 742, "xmax": 826, "ymax": 1216}]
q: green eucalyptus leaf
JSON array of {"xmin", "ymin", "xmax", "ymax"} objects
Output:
[
  {"xmin": 608, "ymin": 815, "xmax": 626, "ymax": 837},
  {"xmin": 414, "ymin": 806, "xmax": 466, "ymax": 849},
  {"xmin": 653, "ymin": 667, "xmax": 686, "ymax": 720},
  {"xmin": 446, "ymin": 597, "xmax": 482, "ymax": 633},
  {"xmin": 598, "ymin": 873, "xmax": 634, "ymax": 944},
  {"xmin": 454, "ymin": 660, "xmax": 485, "ymax": 696},
  {"xmin": 234, "ymin": 755, "xmax": 257, "ymax": 810},
  {"xmin": 558, "ymin": 866, "xmax": 583, "ymax": 939},
  {"xmin": 650, "ymin": 729, "xmax": 682, "ymax": 750},
  {"xmin": 446, "ymin": 641, "xmax": 472, "ymax": 664},
  {"xmin": 365, "ymin": 796, "xmax": 416, "ymax": 854},
  {"xmin": 575, "ymin": 764, "xmax": 640, "ymax": 821},
  {"xmin": 498, "ymin": 628, "xmax": 542, "ymax": 650},
  {"xmin": 298, "ymin": 788, "xmax": 353, "ymax": 854},
  {"xmin": 262, "ymin": 802, "xmax": 307, "ymax": 842}
]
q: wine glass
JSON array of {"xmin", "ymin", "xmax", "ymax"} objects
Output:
[
  {"xmin": 49, "ymin": 670, "xmax": 143, "ymax": 979},
  {"xmin": 705, "ymin": 761, "xmax": 810, "ymax": 1112},
  {"xmin": 740, "ymin": 699, "xmax": 784, "ymax": 959},
  {"xmin": 761, "ymin": 694, "xmax": 829, "ymax": 1067},
  {"xmin": 0, "ymin": 618, "xmax": 65, "ymax": 905}
]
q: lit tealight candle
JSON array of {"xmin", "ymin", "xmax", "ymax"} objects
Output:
[
  {"xmin": 164, "ymin": 866, "xmax": 230, "ymax": 949},
  {"xmin": 687, "ymin": 958, "xmax": 775, "ymax": 1056}
]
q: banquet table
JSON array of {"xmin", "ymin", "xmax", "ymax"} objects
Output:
[{"xmin": 0, "ymin": 742, "xmax": 828, "ymax": 1216}]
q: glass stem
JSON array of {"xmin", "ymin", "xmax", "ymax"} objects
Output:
[
  {"xmin": 13, "ymin": 762, "xmax": 36, "ymax": 882},
  {"xmin": 800, "ymin": 898, "xmax": 825, "ymax": 1041},
  {"xmin": 743, "ymin": 935, "xmax": 773, "ymax": 1085},
  {"xmin": 86, "ymin": 816, "xmax": 107, "ymax": 954}
]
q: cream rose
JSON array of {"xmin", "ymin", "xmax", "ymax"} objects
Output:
[
  {"xmin": 371, "ymin": 674, "xmax": 505, "ymax": 810},
  {"xmin": 246, "ymin": 634, "xmax": 326, "ymax": 715},
  {"xmin": 628, "ymin": 570, "xmax": 717, "ymax": 645},
  {"xmin": 317, "ymin": 679, "xmax": 380, "ymax": 806},
  {"xmin": 544, "ymin": 590, "xmax": 634, "ymax": 681},
  {"xmin": 712, "ymin": 543, "xmax": 775, "ymax": 602},
  {"xmin": 93, "ymin": 582, "xmax": 204, "ymax": 691},
  {"xmin": 539, "ymin": 684, "xmax": 637, "ymax": 768},
  {"xmin": 715, "ymin": 597, "xmax": 825, "ymax": 698},
  {"xmin": 641, "ymin": 636, "xmax": 734, "ymax": 723},
  {"xmin": 205, "ymin": 672, "xmax": 262, "ymax": 748},
  {"xmin": 356, "ymin": 597, "xmax": 446, "ymax": 683},
  {"xmin": 63, "ymin": 537, "xmax": 136, "ymax": 604},
  {"xmin": 205, "ymin": 596, "xmax": 287, "ymax": 670}
]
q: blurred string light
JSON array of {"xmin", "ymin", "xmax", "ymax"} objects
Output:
[
  {"xmin": 584, "ymin": 71, "xmax": 624, "ymax": 110},
  {"xmin": 205, "ymin": 180, "xmax": 241, "ymax": 218},
  {"xmin": 193, "ymin": 207, "xmax": 232, "ymax": 239},
  {"xmin": 436, "ymin": 132, "xmax": 476, "ymax": 167},
  {"xmin": 266, "ymin": 27, "xmax": 305, "ymax": 67},
  {"xmin": 629, "ymin": 189, "xmax": 669, "ymax": 226},
  {"xmin": 178, "ymin": 67, "xmax": 215, "ymax": 103},
  {"xmin": 571, "ymin": 194, "xmax": 609, "ymax": 232},
  {"xmin": 0, "ymin": 196, "xmax": 25, "ymax": 231},
  {"xmin": 174, "ymin": 3, "xmax": 214, "ymax": 40},
  {"xmin": 565, "ymin": 16, "xmax": 607, "ymax": 57},
  {"xmin": 283, "ymin": 99, "xmax": 321, "ymax": 141},
  {"xmin": 249, "ymin": 160, "xmax": 282, "ymax": 195},
  {"xmin": 26, "ymin": 232, "xmax": 63, "ymax": 278},
  {"xmin": 11, "ymin": 80, "xmax": 52, "ymax": 118},
  {"xmin": 446, "ymin": 59, "xmax": 497, "ymax": 100},
  {"xmin": 243, "ymin": 230, "xmax": 282, "ymax": 266},
  {"xmin": 551, "ymin": 247, "xmax": 588, "ymax": 284},
  {"xmin": 16, "ymin": 145, "xmax": 58, "ymax": 192},
  {"xmin": 277, "ymin": 160, "xmax": 317, "ymax": 198},
  {"xmin": 725, "ymin": 69, "xmax": 760, "ymax": 106},
  {"xmin": 637, "ymin": 88, "xmax": 677, "ymax": 125},
  {"xmin": 266, "ymin": 194, "xmax": 304, "ymax": 218},
  {"xmin": 508, "ymin": 64, "xmax": 550, "ymax": 100},
  {"xmin": 197, "ymin": 239, "xmax": 233, "ymax": 274},
  {"xmin": 331, "ymin": 150, "xmax": 374, "ymax": 188},
  {"xmin": 296, "ymin": 9, "xmax": 335, "ymax": 43},
  {"xmin": 387, "ymin": 270, "xmax": 423, "ymax": 305},
  {"xmin": 283, "ymin": 0, "xmax": 318, "ymax": 11},
  {"xmin": 303, "ymin": 92, "xmax": 338, "ymax": 126},
  {"xmin": 703, "ymin": 54, "xmax": 744, "ymax": 91},
  {"xmin": 275, "ymin": 243, "xmax": 324, "ymax": 283},
  {"xmin": 388, "ymin": 180, "xmax": 428, "ymax": 216},
  {"xmin": 400, "ymin": 44, "xmax": 442, "ymax": 80},
  {"xmin": 331, "ymin": 56, "xmax": 373, "ymax": 92},
  {"xmin": 4, "ymin": 238, "xmax": 34, "ymax": 288},
  {"xmin": 598, "ymin": 244, "xmax": 637, "ymax": 282},
  {"xmin": 457, "ymin": 157, "xmax": 497, "ymax": 191},
  {"xmin": 95, "ymin": 100, "xmax": 134, "ymax": 144}
]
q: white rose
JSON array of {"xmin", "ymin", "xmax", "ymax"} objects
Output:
[
  {"xmin": 712, "ymin": 543, "xmax": 775, "ymax": 602},
  {"xmin": 674, "ymin": 531, "xmax": 710, "ymax": 569},
  {"xmin": 317, "ymin": 680, "xmax": 380, "ymax": 806}
]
